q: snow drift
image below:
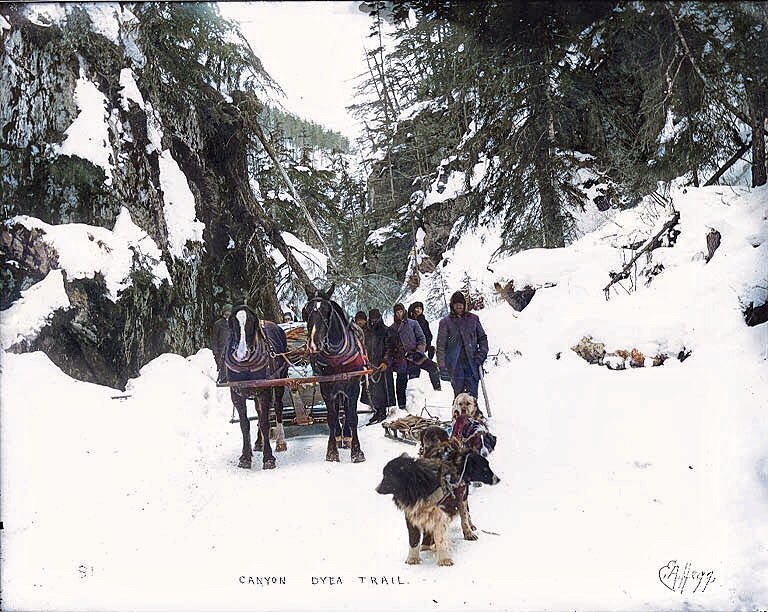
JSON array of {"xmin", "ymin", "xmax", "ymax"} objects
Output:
[{"xmin": 1, "ymin": 183, "xmax": 767, "ymax": 611}]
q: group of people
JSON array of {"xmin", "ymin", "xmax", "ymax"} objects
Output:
[
  {"xmin": 210, "ymin": 290, "xmax": 489, "ymax": 423},
  {"xmin": 353, "ymin": 291, "xmax": 488, "ymax": 425}
]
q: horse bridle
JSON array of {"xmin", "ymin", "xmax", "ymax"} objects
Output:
[
  {"xmin": 304, "ymin": 296, "xmax": 366, "ymax": 367},
  {"xmin": 304, "ymin": 296, "xmax": 348, "ymax": 354},
  {"xmin": 225, "ymin": 308, "xmax": 273, "ymax": 373}
]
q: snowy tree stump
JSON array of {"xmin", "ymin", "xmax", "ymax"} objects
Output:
[
  {"xmin": 705, "ymin": 229, "xmax": 721, "ymax": 263},
  {"xmin": 745, "ymin": 300, "xmax": 768, "ymax": 326},
  {"xmin": 494, "ymin": 281, "xmax": 536, "ymax": 312}
]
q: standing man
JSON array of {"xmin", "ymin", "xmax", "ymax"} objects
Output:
[
  {"xmin": 364, "ymin": 308, "xmax": 395, "ymax": 424},
  {"xmin": 437, "ymin": 291, "xmax": 488, "ymax": 398},
  {"xmin": 211, "ymin": 303, "xmax": 233, "ymax": 383},
  {"xmin": 389, "ymin": 303, "xmax": 441, "ymax": 411},
  {"xmin": 408, "ymin": 301, "xmax": 435, "ymax": 359},
  {"xmin": 353, "ymin": 310, "xmax": 368, "ymax": 328}
]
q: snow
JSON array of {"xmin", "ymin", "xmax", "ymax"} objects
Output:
[
  {"xmin": 0, "ymin": 14, "xmax": 10, "ymax": 31},
  {"xmin": 0, "ymin": 269, "xmax": 70, "ymax": 350},
  {"xmin": 54, "ymin": 74, "xmax": 114, "ymax": 185},
  {"xmin": 118, "ymin": 68, "xmax": 144, "ymax": 111},
  {"xmin": 158, "ymin": 149, "xmax": 206, "ymax": 260},
  {"xmin": 6, "ymin": 210, "xmax": 171, "ymax": 301},
  {"xmin": 366, "ymin": 222, "xmax": 404, "ymax": 247},
  {"xmin": 270, "ymin": 231, "xmax": 328, "ymax": 277},
  {"xmin": 22, "ymin": 3, "xmax": 67, "ymax": 27},
  {"xmin": 144, "ymin": 102, "xmax": 163, "ymax": 154},
  {"xmin": 81, "ymin": 3, "xmax": 121, "ymax": 44},
  {"xmin": 424, "ymin": 157, "xmax": 488, "ymax": 209},
  {"xmin": 2, "ymin": 184, "xmax": 767, "ymax": 610}
]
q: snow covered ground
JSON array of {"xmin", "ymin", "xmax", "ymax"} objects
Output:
[{"xmin": 1, "ymin": 184, "xmax": 767, "ymax": 611}]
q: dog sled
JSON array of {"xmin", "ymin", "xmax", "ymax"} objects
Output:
[
  {"xmin": 381, "ymin": 414, "xmax": 452, "ymax": 446},
  {"xmin": 217, "ymin": 322, "xmax": 373, "ymax": 426}
]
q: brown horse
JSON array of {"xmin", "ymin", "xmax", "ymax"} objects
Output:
[
  {"xmin": 302, "ymin": 283, "xmax": 368, "ymax": 463},
  {"xmin": 224, "ymin": 304, "xmax": 289, "ymax": 470}
]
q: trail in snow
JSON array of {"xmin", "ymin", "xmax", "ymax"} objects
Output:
[{"xmin": 1, "ymin": 183, "xmax": 767, "ymax": 611}]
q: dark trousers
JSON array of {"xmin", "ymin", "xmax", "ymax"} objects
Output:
[
  {"xmin": 366, "ymin": 371, "xmax": 395, "ymax": 414},
  {"xmin": 450, "ymin": 360, "xmax": 479, "ymax": 398},
  {"xmin": 214, "ymin": 355, "xmax": 226, "ymax": 383},
  {"xmin": 395, "ymin": 370, "xmax": 419, "ymax": 410},
  {"xmin": 418, "ymin": 359, "xmax": 442, "ymax": 390}
]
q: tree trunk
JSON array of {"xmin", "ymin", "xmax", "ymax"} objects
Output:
[
  {"xmin": 238, "ymin": 186, "xmax": 317, "ymax": 294},
  {"xmin": 249, "ymin": 119, "xmax": 332, "ymax": 260},
  {"xmin": 748, "ymin": 81, "xmax": 767, "ymax": 187},
  {"xmin": 704, "ymin": 140, "xmax": 751, "ymax": 186},
  {"xmin": 536, "ymin": 43, "xmax": 565, "ymax": 248}
]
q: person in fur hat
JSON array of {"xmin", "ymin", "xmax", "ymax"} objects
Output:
[
  {"xmin": 408, "ymin": 301, "xmax": 435, "ymax": 360},
  {"xmin": 211, "ymin": 303, "xmax": 232, "ymax": 383},
  {"xmin": 436, "ymin": 291, "xmax": 488, "ymax": 398},
  {"xmin": 389, "ymin": 303, "xmax": 441, "ymax": 411}
]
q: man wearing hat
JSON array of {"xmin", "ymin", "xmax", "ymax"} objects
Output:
[
  {"xmin": 389, "ymin": 302, "xmax": 441, "ymax": 410},
  {"xmin": 211, "ymin": 303, "xmax": 232, "ymax": 383},
  {"xmin": 436, "ymin": 291, "xmax": 488, "ymax": 398},
  {"xmin": 364, "ymin": 308, "xmax": 396, "ymax": 424}
]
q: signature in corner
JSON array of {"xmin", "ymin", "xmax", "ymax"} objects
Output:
[{"xmin": 658, "ymin": 560, "xmax": 716, "ymax": 595}]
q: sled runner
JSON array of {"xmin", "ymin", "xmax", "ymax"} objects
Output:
[{"xmin": 382, "ymin": 414, "xmax": 451, "ymax": 445}]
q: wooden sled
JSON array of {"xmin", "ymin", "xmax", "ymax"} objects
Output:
[
  {"xmin": 381, "ymin": 414, "xmax": 451, "ymax": 446},
  {"xmin": 218, "ymin": 368, "xmax": 374, "ymax": 427}
]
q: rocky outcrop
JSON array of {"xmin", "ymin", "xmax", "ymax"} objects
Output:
[
  {"xmin": 0, "ymin": 6, "xmax": 283, "ymax": 387},
  {"xmin": 571, "ymin": 335, "xmax": 684, "ymax": 370}
]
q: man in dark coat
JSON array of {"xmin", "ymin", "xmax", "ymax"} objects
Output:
[
  {"xmin": 408, "ymin": 301, "xmax": 435, "ymax": 359},
  {"xmin": 389, "ymin": 303, "xmax": 441, "ymax": 411},
  {"xmin": 211, "ymin": 303, "xmax": 233, "ymax": 383},
  {"xmin": 436, "ymin": 291, "xmax": 488, "ymax": 398},
  {"xmin": 364, "ymin": 308, "xmax": 395, "ymax": 424}
]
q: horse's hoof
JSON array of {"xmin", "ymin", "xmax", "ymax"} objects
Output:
[
  {"xmin": 275, "ymin": 440, "xmax": 287, "ymax": 453},
  {"xmin": 263, "ymin": 458, "xmax": 276, "ymax": 470},
  {"xmin": 351, "ymin": 450, "xmax": 366, "ymax": 463},
  {"xmin": 326, "ymin": 452, "xmax": 340, "ymax": 462},
  {"xmin": 238, "ymin": 457, "xmax": 252, "ymax": 469}
]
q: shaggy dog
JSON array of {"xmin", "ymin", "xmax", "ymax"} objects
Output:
[
  {"xmin": 418, "ymin": 424, "xmax": 450, "ymax": 457},
  {"xmin": 376, "ymin": 452, "xmax": 500, "ymax": 566},
  {"xmin": 418, "ymin": 426, "xmax": 479, "ymax": 542},
  {"xmin": 451, "ymin": 393, "xmax": 497, "ymax": 457},
  {"xmin": 453, "ymin": 392, "xmax": 484, "ymax": 421}
]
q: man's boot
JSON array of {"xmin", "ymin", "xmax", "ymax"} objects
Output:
[{"xmin": 367, "ymin": 407, "xmax": 386, "ymax": 425}]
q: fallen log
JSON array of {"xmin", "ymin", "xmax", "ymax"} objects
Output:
[{"xmin": 604, "ymin": 211, "xmax": 681, "ymax": 297}]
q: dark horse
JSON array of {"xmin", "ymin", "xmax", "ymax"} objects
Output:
[
  {"xmin": 224, "ymin": 304, "xmax": 289, "ymax": 470},
  {"xmin": 302, "ymin": 283, "xmax": 369, "ymax": 463}
]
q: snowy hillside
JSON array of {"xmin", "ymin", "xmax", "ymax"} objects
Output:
[{"xmin": 1, "ymin": 183, "xmax": 767, "ymax": 610}]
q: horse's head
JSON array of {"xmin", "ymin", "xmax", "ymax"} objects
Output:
[
  {"xmin": 302, "ymin": 283, "xmax": 338, "ymax": 354},
  {"xmin": 229, "ymin": 304, "xmax": 262, "ymax": 361}
]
